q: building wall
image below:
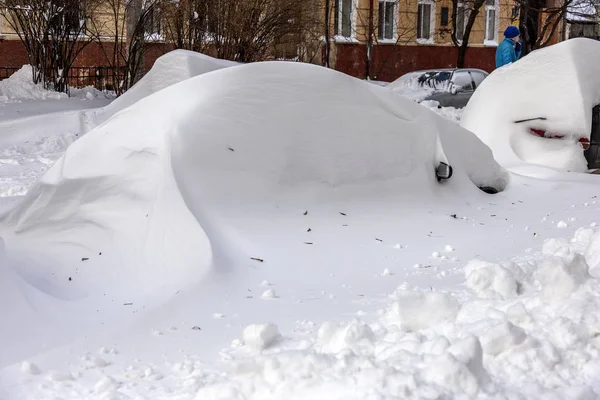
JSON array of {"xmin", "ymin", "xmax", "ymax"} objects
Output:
[
  {"xmin": 333, "ymin": 42, "xmax": 496, "ymax": 81},
  {"xmin": 0, "ymin": 39, "xmax": 168, "ymax": 71}
]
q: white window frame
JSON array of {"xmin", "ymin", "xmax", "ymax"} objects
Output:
[
  {"xmin": 145, "ymin": 6, "xmax": 164, "ymax": 42},
  {"xmin": 334, "ymin": 0, "xmax": 358, "ymax": 41},
  {"xmin": 454, "ymin": 2, "xmax": 468, "ymax": 43},
  {"xmin": 484, "ymin": 0, "xmax": 499, "ymax": 45},
  {"xmin": 378, "ymin": 0, "xmax": 398, "ymax": 42},
  {"xmin": 416, "ymin": 0, "xmax": 436, "ymax": 44}
]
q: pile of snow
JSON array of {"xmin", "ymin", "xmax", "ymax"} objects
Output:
[
  {"xmin": 421, "ymin": 100, "xmax": 464, "ymax": 124},
  {"xmin": 98, "ymin": 50, "xmax": 238, "ymax": 124},
  {"xmin": 0, "ymin": 67, "xmax": 113, "ymax": 103},
  {"xmin": 0, "ymin": 61, "xmax": 507, "ymax": 305},
  {"xmin": 386, "ymin": 70, "xmax": 453, "ymax": 103},
  {"xmin": 196, "ymin": 227, "xmax": 600, "ymax": 399},
  {"xmin": 0, "ymin": 66, "xmax": 68, "ymax": 102},
  {"xmin": 69, "ymin": 86, "xmax": 114, "ymax": 100},
  {"xmin": 461, "ymin": 38, "xmax": 600, "ymax": 172},
  {"xmin": 0, "ymin": 51, "xmax": 238, "ymax": 200}
]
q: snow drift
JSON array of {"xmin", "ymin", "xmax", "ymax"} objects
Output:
[
  {"xmin": 460, "ymin": 38, "xmax": 600, "ymax": 172},
  {"xmin": 98, "ymin": 50, "xmax": 238, "ymax": 124},
  {"xmin": 0, "ymin": 66, "xmax": 68, "ymax": 102},
  {"xmin": 0, "ymin": 61, "xmax": 507, "ymax": 306},
  {"xmin": 0, "ymin": 50, "xmax": 238, "ymax": 153}
]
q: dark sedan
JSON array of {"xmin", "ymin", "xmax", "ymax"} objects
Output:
[{"xmin": 387, "ymin": 68, "xmax": 489, "ymax": 109}]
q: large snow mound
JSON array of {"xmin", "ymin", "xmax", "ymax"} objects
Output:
[
  {"xmin": 0, "ymin": 61, "xmax": 507, "ymax": 306},
  {"xmin": 99, "ymin": 50, "xmax": 238, "ymax": 124},
  {"xmin": 0, "ymin": 66, "xmax": 113, "ymax": 102},
  {"xmin": 0, "ymin": 66, "xmax": 68, "ymax": 102},
  {"xmin": 460, "ymin": 38, "xmax": 600, "ymax": 172}
]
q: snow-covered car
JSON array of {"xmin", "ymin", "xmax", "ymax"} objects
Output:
[
  {"xmin": 461, "ymin": 38, "xmax": 600, "ymax": 173},
  {"xmin": 386, "ymin": 68, "xmax": 489, "ymax": 108}
]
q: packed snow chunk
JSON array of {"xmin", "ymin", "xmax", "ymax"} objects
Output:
[
  {"xmin": 0, "ymin": 66, "xmax": 68, "ymax": 101},
  {"xmin": 506, "ymin": 302, "xmax": 532, "ymax": 325},
  {"xmin": 464, "ymin": 259, "xmax": 520, "ymax": 299},
  {"xmin": 100, "ymin": 50, "xmax": 238, "ymax": 123},
  {"xmin": 557, "ymin": 220, "xmax": 569, "ymax": 229},
  {"xmin": 537, "ymin": 253, "xmax": 590, "ymax": 305},
  {"xmin": 479, "ymin": 321, "xmax": 527, "ymax": 356},
  {"xmin": 242, "ymin": 323, "xmax": 280, "ymax": 350},
  {"xmin": 542, "ymin": 237, "xmax": 571, "ymax": 257},
  {"xmin": 559, "ymin": 386, "xmax": 598, "ymax": 400},
  {"xmin": 584, "ymin": 230, "xmax": 600, "ymax": 277},
  {"xmin": 424, "ymin": 352, "xmax": 481, "ymax": 396},
  {"xmin": 20, "ymin": 361, "xmax": 40, "ymax": 375},
  {"xmin": 461, "ymin": 38, "xmax": 600, "ymax": 172},
  {"xmin": 446, "ymin": 335, "xmax": 489, "ymax": 386},
  {"xmin": 0, "ymin": 62, "xmax": 509, "ymax": 303},
  {"xmin": 260, "ymin": 288, "xmax": 277, "ymax": 299},
  {"xmin": 94, "ymin": 376, "xmax": 119, "ymax": 393},
  {"xmin": 317, "ymin": 320, "xmax": 375, "ymax": 354},
  {"xmin": 386, "ymin": 292, "xmax": 459, "ymax": 331}
]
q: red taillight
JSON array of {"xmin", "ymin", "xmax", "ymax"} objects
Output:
[
  {"xmin": 530, "ymin": 128, "xmax": 546, "ymax": 137},
  {"xmin": 580, "ymin": 137, "xmax": 590, "ymax": 150}
]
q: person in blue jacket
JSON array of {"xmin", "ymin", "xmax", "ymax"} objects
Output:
[{"xmin": 495, "ymin": 26, "xmax": 522, "ymax": 68}]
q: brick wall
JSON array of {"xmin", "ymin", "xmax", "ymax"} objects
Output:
[
  {"xmin": 333, "ymin": 43, "xmax": 497, "ymax": 82},
  {"xmin": 0, "ymin": 39, "xmax": 170, "ymax": 73},
  {"xmin": 0, "ymin": 39, "xmax": 30, "ymax": 67},
  {"xmin": 1, "ymin": 37, "xmax": 497, "ymax": 85}
]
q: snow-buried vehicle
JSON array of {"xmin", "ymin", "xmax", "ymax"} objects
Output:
[
  {"xmin": 461, "ymin": 38, "xmax": 600, "ymax": 173},
  {"xmin": 0, "ymin": 60, "xmax": 508, "ymax": 303}
]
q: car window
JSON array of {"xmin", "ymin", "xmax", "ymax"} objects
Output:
[
  {"xmin": 418, "ymin": 71, "xmax": 452, "ymax": 90},
  {"xmin": 470, "ymin": 71, "xmax": 487, "ymax": 88},
  {"xmin": 451, "ymin": 71, "xmax": 473, "ymax": 92}
]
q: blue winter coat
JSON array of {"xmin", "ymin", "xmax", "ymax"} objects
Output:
[{"xmin": 495, "ymin": 38, "xmax": 521, "ymax": 68}]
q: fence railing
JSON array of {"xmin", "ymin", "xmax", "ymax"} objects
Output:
[
  {"xmin": 0, "ymin": 66, "xmax": 125, "ymax": 92},
  {"xmin": 0, "ymin": 67, "xmax": 19, "ymax": 80}
]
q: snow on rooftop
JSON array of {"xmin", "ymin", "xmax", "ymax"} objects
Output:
[{"xmin": 460, "ymin": 38, "xmax": 600, "ymax": 173}]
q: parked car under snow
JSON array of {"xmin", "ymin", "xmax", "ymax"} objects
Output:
[
  {"xmin": 461, "ymin": 38, "xmax": 600, "ymax": 173},
  {"xmin": 386, "ymin": 68, "xmax": 489, "ymax": 109}
]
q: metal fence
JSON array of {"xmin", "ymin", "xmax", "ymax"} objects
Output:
[
  {"xmin": 0, "ymin": 66, "xmax": 125, "ymax": 91},
  {"xmin": 0, "ymin": 67, "xmax": 19, "ymax": 80}
]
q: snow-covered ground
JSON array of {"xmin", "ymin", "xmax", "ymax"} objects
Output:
[{"xmin": 0, "ymin": 51, "xmax": 599, "ymax": 400}]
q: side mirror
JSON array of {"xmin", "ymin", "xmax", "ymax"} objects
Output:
[
  {"xmin": 436, "ymin": 162, "xmax": 453, "ymax": 182},
  {"xmin": 450, "ymin": 85, "xmax": 457, "ymax": 95}
]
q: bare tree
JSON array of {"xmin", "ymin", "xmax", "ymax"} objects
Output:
[
  {"xmin": 87, "ymin": 0, "xmax": 161, "ymax": 95},
  {"xmin": 512, "ymin": 0, "xmax": 580, "ymax": 55},
  {"xmin": 157, "ymin": 0, "xmax": 312, "ymax": 63},
  {"xmin": 159, "ymin": 0, "xmax": 211, "ymax": 53},
  {"xmin": 0, "ymin": 0, "xmax": 99, "ymax": 92},
  {"xmin": 448, "ymin": 0, "xmax": 487, "ymax": 67}
]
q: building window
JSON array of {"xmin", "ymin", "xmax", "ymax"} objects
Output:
[
  {"xmin": 334, "ymin": 0, "xmax": 353, "ymax": 37},
  {"xmin": 145, "ymin": 6, "xmax": 162, "ymax": 37},
  {"xmin": 455, "ymin": 3, "xmax": 468, "ymax": 40},
  {"xmin": 441, "ymin": 7, "xmax": 449, "ymax": 26},
  {"xmin": 485, "ymin": 0, "xmax": 498, "ymax": 42},
  {"xmin": 378, "ymin": 0, "xmax": 397, "ymax": 40},
  {"xmin": 417, "ymin": 1, "xmax": 433, "ymax": 40}
]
